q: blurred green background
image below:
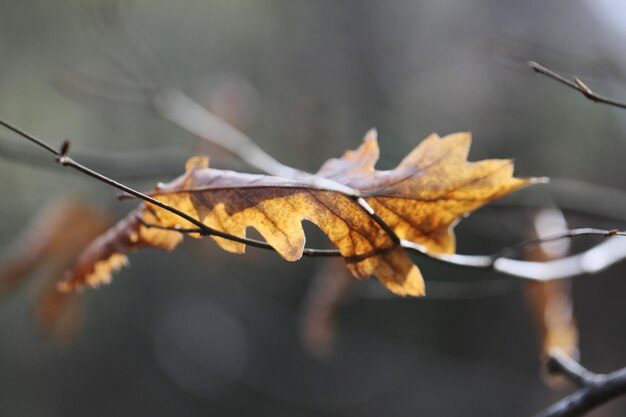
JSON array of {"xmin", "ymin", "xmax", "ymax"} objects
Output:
[{"xmin": 1, "ymin": 1, "xmax": 626, "ymax": 416}]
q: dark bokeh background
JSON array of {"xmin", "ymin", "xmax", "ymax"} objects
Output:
[{"xmin": 1, "ymin": 1, "xmax": 626, "ymax": 416}]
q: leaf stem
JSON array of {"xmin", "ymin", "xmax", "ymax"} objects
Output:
[{"xmin": 533, "ymin": 350, "xmax": 626, "ymax": 417}]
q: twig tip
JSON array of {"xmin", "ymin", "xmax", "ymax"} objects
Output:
[
  {"xmin": 528, "ymin": 61, "xmax": 542, "ymax": 72},
  {"xmin": 574, "ymin": 77, "xmax": 592, "ymax": 94}
]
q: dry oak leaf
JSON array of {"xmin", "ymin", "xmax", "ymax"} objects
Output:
[{"xmin": 59, "ymin": 131, "xmax": 533, "ymax": 296}]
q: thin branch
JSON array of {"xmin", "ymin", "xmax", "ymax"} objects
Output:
[
  {"xmin": 0, "ymin": 119, "xmax": 59, "ymax": 155},
  {"xmin": 137, "ymin": 219, "xmax": 339, "ymax": 257},
  {"xmin": 399, "ymin": 229, "xmax": 626, "ymax": 280},
  {"xmin": 493, "ymin": 228, "xmax": 624, "ymax": 259},
  {"xmin": 528, "ymin": 61, "xmax": 626, "ymax": 110},
  {"xmin": 491, "ymin": 235, "xmax": 626, "ymax": 280},
  {"xmin": 533, "ymin": 350, "xmax": 626, "ymax": 417},
  {"xmin": 137, "ymin": 217, "xmax": 626, "ymax": 281},
  {"xmin": 0, "ymin": 118, "xmax": 295, "ymax": 252}
]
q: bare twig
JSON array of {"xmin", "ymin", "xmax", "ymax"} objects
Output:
[
  {"xmin": 528, "ymin": 61, "xmax": 626, "ymax": 110},
  {"xmin": 493, "ymin": 228, "xmax": 624, "ymax": 259},
  {"xmin": 533, "ymin": 350, "xmax": 626, "ymax": 417},
  {"xmin": 136, "ymin": 218, "xmax": 339, "ymax": 258}
]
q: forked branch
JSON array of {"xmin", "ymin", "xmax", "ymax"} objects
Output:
[{"xmin": 533, "ymin": 349, "xmax": 626, "ymax": 417}]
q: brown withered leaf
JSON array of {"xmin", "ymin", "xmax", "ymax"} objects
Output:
[
  {"xmin": 320, "ymin": 130, "xmax": 531, "ymax": 253},
  {"xmin": 0, "ymin": 198, "xmax": 110, "ymax": 342},
  {"xmin": 57, "ymin": 206, "xmax": 181, "ymax": 292},
  {"xmin": 0, "ymin": 199, "xmax": 108, "ymax": 296},
  {"xmin": 59, "ymin": 131, "xmax": 533, "ymax": 295}
]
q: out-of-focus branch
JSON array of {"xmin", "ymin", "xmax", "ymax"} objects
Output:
[
  {"xmin": 141, "ymin": 216, "xmax": 626, "ymax": 281},
  {"xmin": 545, "ymin": 350, "xmax": 602, "ymax": 388},
  {"xmin": 529, "ymin": 61, "xmax": 626, "ymax": 110},
  {"xmin": 152, "ymin": 89, "xmax": 303, "ymax": 179},
  {"xmin": 402, "ymin": 228, "xmax": 626, "ymax": 279},
  {"xmin": 490, "ymin": 234, "xmax": 626, "ymax": 280},
  {"xmin": 150, "ymin": 89, "xmax": 375, "ymax": 202},
  {"xmin": 533, "ymin": 349, "xmax": 626, "ymax": 417}
]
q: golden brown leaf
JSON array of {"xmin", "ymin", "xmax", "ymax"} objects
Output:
[
  {"xmin": 57, "ymin": 207, "xmax": 181, "ymax": 292},
  {"xmin": 320, "ymin": 130, "xmax": 530, "ymax": 253},
  {"xmin": 60, "ymin": 131, "xmax": 532, "ymax": 295}
]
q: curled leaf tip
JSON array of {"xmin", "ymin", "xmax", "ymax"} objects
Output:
[{"xmin": 364, "ymin": 128, "xmax": 378, "ymax": 142}]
